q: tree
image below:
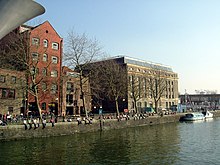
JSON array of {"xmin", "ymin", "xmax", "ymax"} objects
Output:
[
  {"xmin": 147, "ymin": 68, "xmax": 167, "ymax": 113},
  {"xmin": 0, "ymin": 30, "xmax": 54, "ymax": 121},
  {"xmin": 128, "ymin": 74, "xmax": 144, "ymax": 113},
  {"xmin": 90, "ymin": 60, "xmax": 127, "ymax": 116},
  {"xmin": 64, "ymin": 30, "xmax": 104, "ymax": 118}
]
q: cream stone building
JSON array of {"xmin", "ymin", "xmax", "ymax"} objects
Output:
[{"xmin": 100, "ymin": 56, "xmax": 179, "ymax": 113}]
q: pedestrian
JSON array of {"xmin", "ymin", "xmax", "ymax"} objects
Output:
[{"xmin": 23, "ymin": 118, "xmax": 28, "ymax": 130}]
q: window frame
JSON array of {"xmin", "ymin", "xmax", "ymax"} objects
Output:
[
  {"xmin": 32, "ymin": 52, "xmax": 39, "ymax": 61},
  {"xmin": 52, "ymin": 42, "xmax": 59, "ymax": 50},
  {"xmin": 43, "ymin": 39, "xmax": 48, "ymax": 47},
  {"xmin": 51, "ymin": 70, "xmax": 58, "ymax": 77},
  {"xmin": 51, "ymin": 56, "xmax": 58, "ymax": 64},
  {"xmin": 0, "ymin": 75, "xmax": 6, "ymax": 83},
  {"xmin": 32, "ymin": 37, "xmax": 40, "ymax": 46},
  {"xmin": 43, "ymin": 53, "xmax": 48, "ymax": 62}
]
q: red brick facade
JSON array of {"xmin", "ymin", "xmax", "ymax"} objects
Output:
[{"xmin": 25, "ymin": 21, "xmax": 63, "ymax": 115}]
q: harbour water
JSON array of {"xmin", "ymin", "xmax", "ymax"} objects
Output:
[{"xmin": 0, "ymin": 118, "xmax": 220, "ymax": 165}]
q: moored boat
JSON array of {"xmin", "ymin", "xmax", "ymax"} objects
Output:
[
  {"xmin": 202, "ymin": 110, "xmax": 213, "ymax": 119},
  {"xmin": 183, "ymin": 113, "xmax": 205, "ymax": 121}
]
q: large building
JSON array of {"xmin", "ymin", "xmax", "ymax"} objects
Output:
[
  {"xmin": 22, "ymin": 21, "xmax": 63, "ymax": 115},
  {"xmin": 179, "ymin": 93, "xmax": 220, "ymax": 111},
  {"xmin": 90, "ymin": 56, "xmax": 179, "ymax": 113},
  {"xmin": 0, "ymin": 21, "xmax": 63, "ymax": 116}
]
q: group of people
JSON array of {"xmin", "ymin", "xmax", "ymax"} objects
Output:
[
  {"xmin": 23, "ymin": 117, "xmax": 55, "ymax": 130},
  {"xmin": 0, "ymin": 113, "xmax": 24, "ymax": 126}
]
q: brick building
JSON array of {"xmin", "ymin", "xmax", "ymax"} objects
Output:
[
  {"xmin": 0, "ymin": 21, "xmax": 63, "ymax": 116},
  {"xmin": 62, "ymin": 66, "xmax": 91, "ymax": 116},
  {"xmin": 23, "ymin": 21, "xmax": 63, "ymax": 115},
  {"xmin": 0, "ymin": 68, "xmax": 26, "ymax": 115}
]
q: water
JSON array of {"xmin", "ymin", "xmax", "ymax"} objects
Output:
[{"xmin": 1, "ymin": 118, "xmax": 220, "ymax": 165}]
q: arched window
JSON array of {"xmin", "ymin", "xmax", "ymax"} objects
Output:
[
  {"xmin": 43, "ymin": 53, "xmax": 48, "ymax": 62},
  {"xmin": 51, "ymin": 70, "xmax": 58, "ymax": 77},
  {"xmin": 42, "ymin": 68, "xmax": 47, "ymax": 76},
  {"xmin": 43, "ymin": 39, "xmax": 48, "ymax": 47},
  {"xmin": 42, "ymin": 102, "xmax": 46, "ymax": 110},
  {"xmin": 42, "ymin": 82, "xmax": 47, "ymax": 91}
]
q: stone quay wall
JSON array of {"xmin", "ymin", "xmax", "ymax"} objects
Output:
[{"xmin": 1, "ymin": 111, "xmax": 220, "ymax": 141}]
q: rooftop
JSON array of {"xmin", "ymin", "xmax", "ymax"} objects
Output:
[{"xmin": 111, "ymin": 55, "xmax": 174, "ymax": 72}]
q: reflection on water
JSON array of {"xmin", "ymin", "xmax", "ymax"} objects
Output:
[{"xmin": 1, "ymin": 118, "xmax": 220, "ymax": 165}]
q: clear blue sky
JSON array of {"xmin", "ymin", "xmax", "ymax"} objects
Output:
[{"xmin": 33, "ymin": 0, "xmax": 220, "ymax": 94}]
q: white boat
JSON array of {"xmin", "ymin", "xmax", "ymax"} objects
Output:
[
  {"xmin": 202, "ymin": 110, "xmax": 213, "ymax": 119},
  {"xmin": 183, "ymin": 113, "xmax": 205, "ymax": 121}
]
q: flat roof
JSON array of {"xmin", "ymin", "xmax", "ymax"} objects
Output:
[{"xmin": 113, "ymin": 56, "xmax": 173, "ymax": 72}]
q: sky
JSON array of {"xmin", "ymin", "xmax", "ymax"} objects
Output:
[{"xmin": 33, "ymin": 0, "xmax": 220, "ymax": 94}]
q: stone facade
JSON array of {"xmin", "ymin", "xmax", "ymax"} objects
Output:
[
  {"xmin": 0, "ymin": 68, "xmax": 26, "ymax": 115},
  {"xmin": 91, "ymin": 56, "xmax": 179, "ymax": 113},
  {"xmin": 123, "ymin": 56, "xmax": 179, "ymax": 112}
]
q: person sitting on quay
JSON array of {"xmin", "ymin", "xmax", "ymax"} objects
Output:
[
  {"xmin": 89, "ymin": 118, "xmax": 93, "ymax": 124},
  {"xmin": 42, "ymin": 118, "xmax": 46, "ymax": 129},
  {"xmin": 28, "ymin": 118, "xmax": 32, "ymax": 129},
  {"xmin": 23, "ymin": 118, "xmax": 28, "ymax": 130},
  {"xmin": 33, "ymin": 118, "xmax": 37, "ymax": 129},
  {"xmin": 37, "ymin": 118, "xmax": 40, "ymax": 128},
  {"xmin": 50, "ymin": 117, "xmax": 55, "ymax": 127},
  {"xmin": 0, "ymin": 119, "xmax": 3, "ymax": 126},
  {"xmin": 0, "ymin": 118, "xmax": 7, "ymax": 126},
  {"xmin": 77, "ymin": 117, "xmax": 82, "ymax": 125}
]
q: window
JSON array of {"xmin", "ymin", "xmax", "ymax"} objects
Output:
[
  {"xmin": 31, "ymin": 67, "xmax": 39, "ymax": 75},
  {"xmin": 42, "ymin": 102, "xmax": 46, "ymax": 110},
  {"xmin": 43, "ymin": 39, "xmax": 48, "ymax": 47},
  {"xmin": 51, "ymin": 70, "xmax": 58, "ymax": 77},
  {"xmin": 8, "ymin": 89, "xmax": 15, "ymax": 98},
  {"xmin": 0, "ymin": 88, "xmax": 15, "ymax": 99},
  {"xmin": 42, "ymin": 82, "xmax": 47, "ymax": 91},
  {"xmin": 32, "ymin": 37, "xmax": 39, "ymax": 45},
  {"xmin": 52, "ymin": 42, "xmax": 59, "ymax": 50},
  {"xmin": 43, "ymin": 54, "xmax": 48, "ymax": 62},
  {"xmin": 2, "ymin": 89, "xmax": 7, "ymax": 98},
  {"xmin": 32, "ymin": 53, "xmax": 39, "ymax": 61},
  {"xmin": 67, "ymin": 82, "xmax": 74, "ymax": 92},
  {"xmin": 0, "ymin": 75, "xmax": 5, "ymax": 83},
  {"xmin": 8, "ymin": 107, "xmax": 13, "ymax": 113},
  {"xmin": 66, "ymin": 94, "xmax": 73, "ymax": 104},
  {"xmin": 42, "ymin": 68, "xmax": 47, "ymax": 76},
  {"xmin": 11, "ymin": 76, "xmax": 16, "ymax": 83},
  {"xmin": 52, "ymin": 56, "xmax": 58, "ymax": 64},
  {"xmin": 51, "ymin": 84, "xmax": 57, "ymax": 94}
]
